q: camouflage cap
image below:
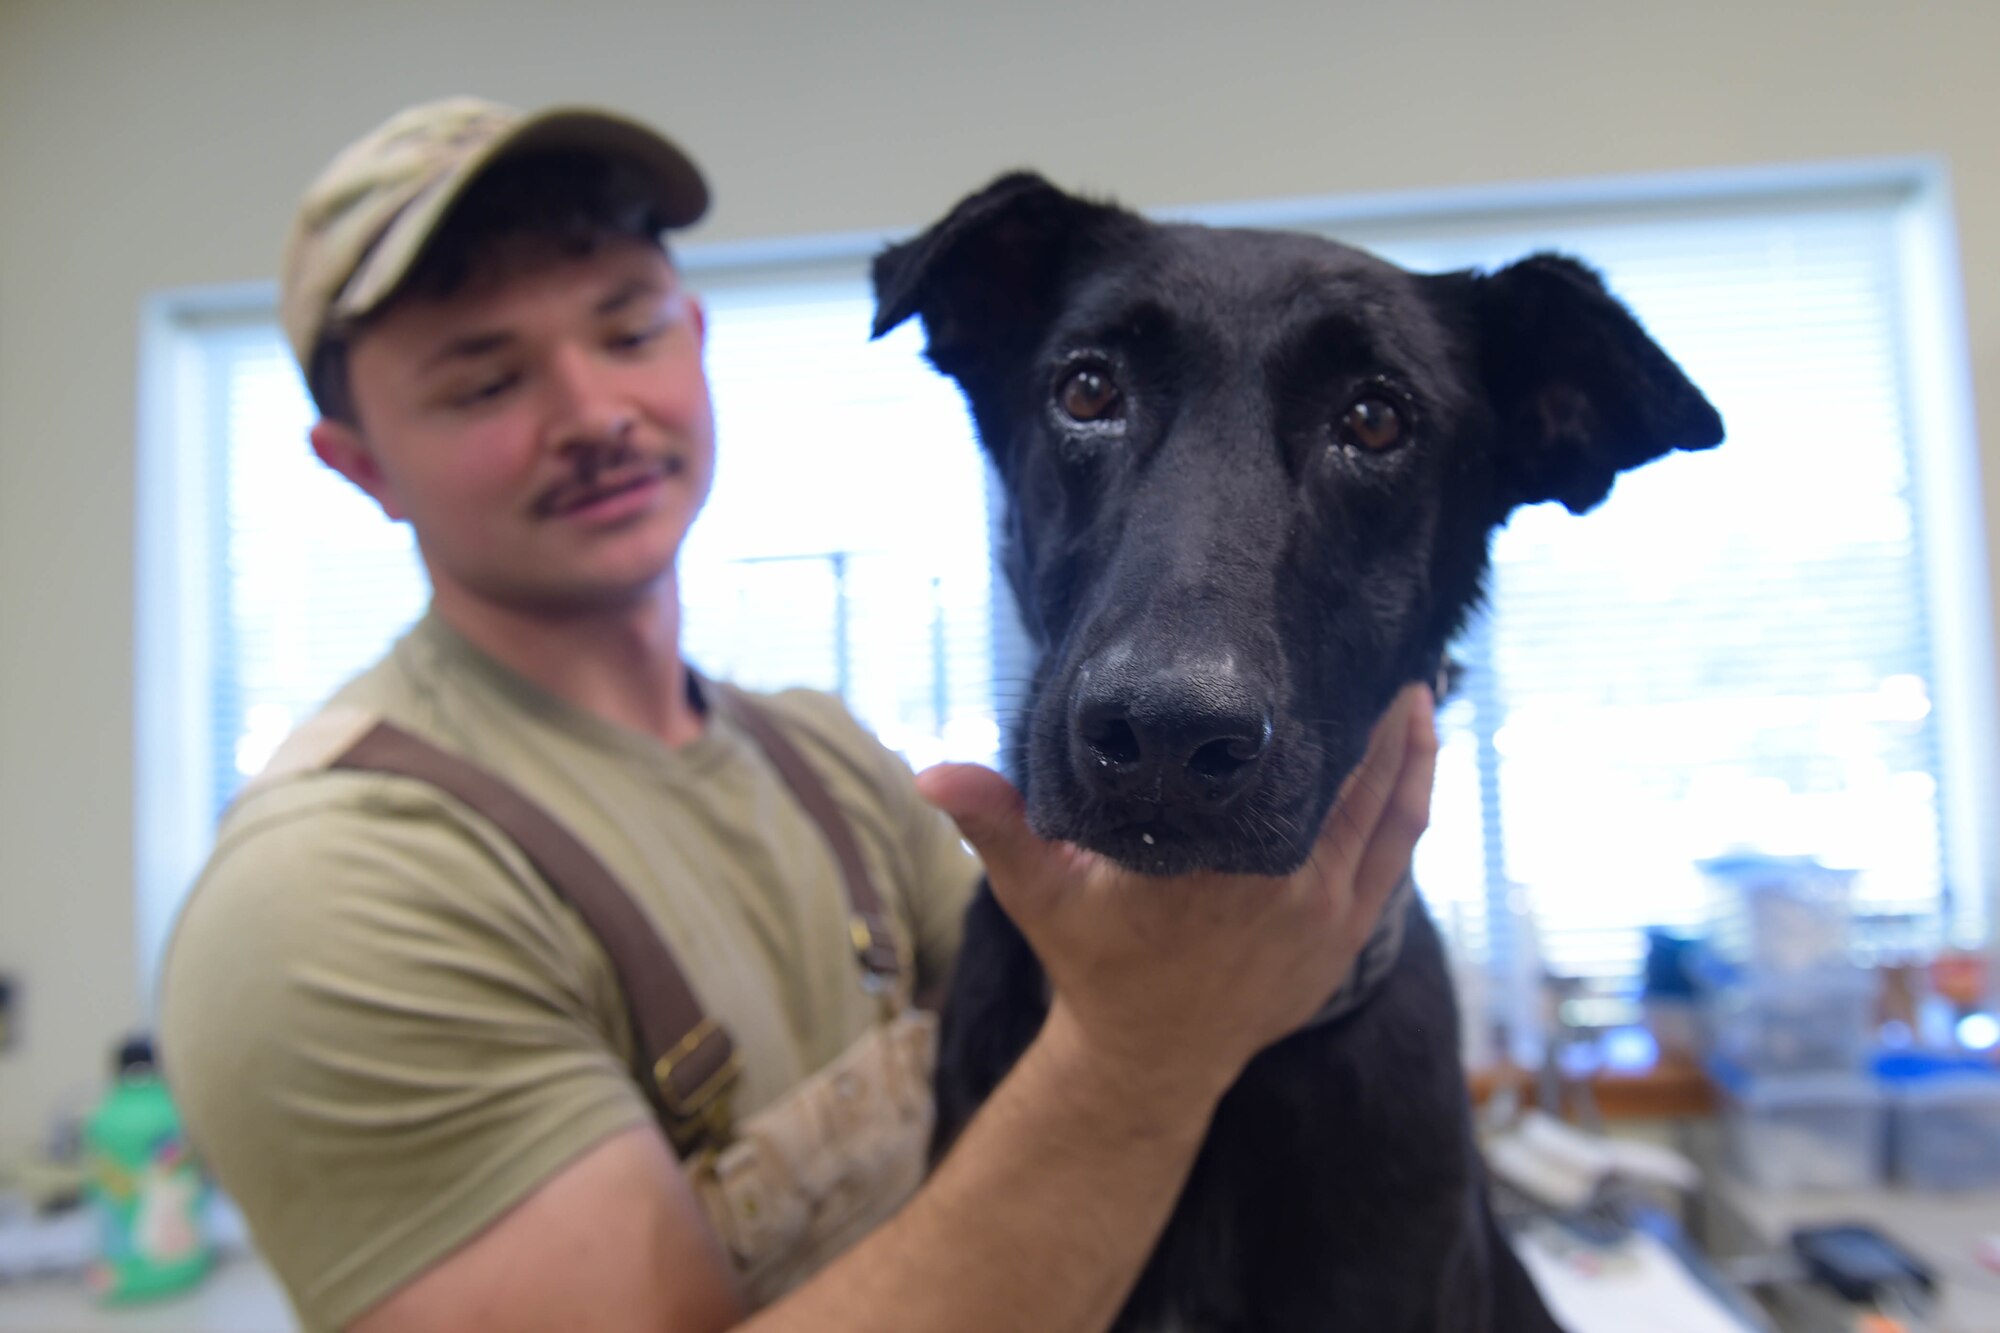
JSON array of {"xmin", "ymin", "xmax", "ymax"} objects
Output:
[{"xmin": 279, "ymin": 96, "xmax": 708, "ymax": 372}]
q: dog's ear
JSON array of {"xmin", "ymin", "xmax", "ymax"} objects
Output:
[
  {"xmin": 871, "ymin": 172, "xmax": 1137, "ymax": 380},
  {"xmin": 1449, "ymin": 254, "xmax": 1724, "ymax": 515}
]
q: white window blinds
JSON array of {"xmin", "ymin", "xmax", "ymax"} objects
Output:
[
  {"xmin": 1363, "ymin": 191, "xmax": 1964, "ymax": 985},
  {"xmin": 202, "ymin": 325, "xmax": 429, "ymax": 815},
  {"xmin": 678, "ymin": 271, "xmax": 1001, "ymax": 771}
]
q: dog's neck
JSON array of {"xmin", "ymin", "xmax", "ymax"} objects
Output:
[{"xmin": 1299, "ymin": 871, "xmax": 1414, "ymax": 1031}]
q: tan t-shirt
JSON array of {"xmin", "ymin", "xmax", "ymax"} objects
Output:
[{"xmin": 158, "ymin": 614, "xmax": 982, "ymax": 1332}]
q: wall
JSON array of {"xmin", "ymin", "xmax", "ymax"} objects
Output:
[{"xmin": 3, "ymin": 0, "xmax": 1997, "ymax": 1151}]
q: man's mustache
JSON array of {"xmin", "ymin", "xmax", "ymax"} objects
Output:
[{"xmin": 532, "ymin": 454, "xmax": 685, "ymax": 517}]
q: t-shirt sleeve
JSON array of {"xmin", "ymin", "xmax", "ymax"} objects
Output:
[{"xmin": 157, "ymin": 776, "xmax": 655, "ymax": 1332}]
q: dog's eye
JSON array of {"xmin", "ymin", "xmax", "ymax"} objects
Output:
[
  {"xmin": 1338, "ymin": 394, "xmax": 1404, "ymax": 451},
  {"xmin": 1058, "ymin": 366, "xmax": 1123, "ymax": 423}
]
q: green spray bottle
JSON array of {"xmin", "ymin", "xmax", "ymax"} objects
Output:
[{"xmin": 81, "ymin": 1035, "xmax": 212, "ymax": 1302}]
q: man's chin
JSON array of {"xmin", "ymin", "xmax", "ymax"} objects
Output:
[
  {"xmin": 541, "ymin": 527, "xmax": 689, "ymax": 603},
  {"xmin": 448, "ymin": 563, "xmax": 678, "ymax": 620}
]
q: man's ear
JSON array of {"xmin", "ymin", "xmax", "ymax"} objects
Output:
[
  {"xmin": 1441, "ymin": 254, "xmax": 1724, "ymax": 516},
  {"xmin": 309, "ymin": 419, "xmax": 407, "ymax": 522},
  {"xmin": 870, "ymin": 172, "xmax": 1139, "ymax": 383}
]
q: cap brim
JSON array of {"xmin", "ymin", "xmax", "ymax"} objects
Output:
[{"xmin": 332, "ymin": 106, "xmax": 709, "ymax": 324}]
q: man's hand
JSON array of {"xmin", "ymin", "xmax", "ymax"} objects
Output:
[{"xmin": 915, "ymin": 683, "xmax": 1438, "ymax": 1110}]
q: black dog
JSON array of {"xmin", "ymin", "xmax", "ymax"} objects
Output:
[{"xmin": 872, "ymin": 174, "xmax": 1722, "ymax": 1333}]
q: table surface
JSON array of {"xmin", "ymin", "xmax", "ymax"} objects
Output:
[
  {"xmin": 0, "ymin": 1259, "xmax": 294, "ymax": 1333},
  {"xmin": 1471, "ymin": 1051, "xmax": 1721, "ymax": 1120},
  {"xmin": 1714, "ymin": 1179, "xmax": 2000, "ymax": 1333},
  {"xmin": 6, "ymin": 1176, "xmax": 1990, "ymax": 1333}
]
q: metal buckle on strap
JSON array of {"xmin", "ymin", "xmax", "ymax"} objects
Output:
[
  {"xmin": 851, "ymin": 914, "xmax": 913, "ymax": 1021},
  {"xmin": 850, "ymin": 914, "xmax": 907, "ymax": 989},
  {"xmin": 654, "ymin": 1019, "xmax": 742, "ymax": 1154}
]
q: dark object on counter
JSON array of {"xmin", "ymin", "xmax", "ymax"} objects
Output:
[
  {"xmin": 1642, "ymin": 930, "xmax": 1701, "ymax": 1000},
  {"xmin": 1790, "ymin": 1224, "xmax": 1935, "ymax": 1305}
]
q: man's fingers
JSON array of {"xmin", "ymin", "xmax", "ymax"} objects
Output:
[
  {"xmin": 1350, "ymin": 684, "xmax": 1439, "ymax": 922},
  {"xmin": 1316, "ymin": 684, "xmax": 1425, "ymax": 872}
]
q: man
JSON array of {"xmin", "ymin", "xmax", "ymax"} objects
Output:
[{"xmin": 159, "ymin": 97, "xmax": 1438, "ymax": 1333}]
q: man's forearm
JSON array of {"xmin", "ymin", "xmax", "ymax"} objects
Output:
[{"xmin": 746, "ymin": 1006, "xmax": 1222, "ymax": 1333}]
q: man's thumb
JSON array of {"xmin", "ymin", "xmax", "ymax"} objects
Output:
[{"xmin": 913, "ymin": 763, "xmax": 1040, "ymax": 881}]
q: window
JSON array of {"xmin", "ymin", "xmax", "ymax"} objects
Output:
[
  {"xmin": 138, "ymin": 166, "xmax": 1992, "ymax": 1006},
  {"xmin": 1320, "ymin": 179, "xmax": 1993, "ymax": 989}
]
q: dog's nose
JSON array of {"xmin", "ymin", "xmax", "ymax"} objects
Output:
[{"xmin": 1071, "ymin": 665, "xmax": 1274, "ymax": 810}]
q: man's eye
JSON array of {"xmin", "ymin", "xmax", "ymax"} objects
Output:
[
  {"xmin": 1057, "ymin": 365, "xmax": 1123, "ymax": 423},
  {"xmin": 450, "ymin": 373, "xmax": 519, "ymax": 408},
  {"xmin": 610, "ymin": 323, "xmax": 665, "ymax": 352}
]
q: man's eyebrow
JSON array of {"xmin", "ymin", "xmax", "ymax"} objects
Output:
[
  {"xmin": 415, "ymin": 276, "xmax": 669, "ymax": 370},
  {"xmin": 596, "ymin": 276, "xmax": 667, "ymax": 317},
  {"xmin": 420, "ymin": 330, "xmax": 514, "ymax": 371}
]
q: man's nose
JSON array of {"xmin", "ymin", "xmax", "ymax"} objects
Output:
[{"xmin": 544, "ymin": 347, "xmax": 638, "ymax": 460}]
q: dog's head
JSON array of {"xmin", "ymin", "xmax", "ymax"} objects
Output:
[{"xmin": 873, "ymin": 173, "xmax": 1722, "ymax": 876}]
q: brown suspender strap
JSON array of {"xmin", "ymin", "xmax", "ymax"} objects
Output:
[
  {"xmin": 325, "ymin": 691, "xmax": 903, "ymax": 1157},
  {"xmin": 330, "ymin": 722, "xmax": 740, "ymax": 1158},
  {"xmin": 710, "ymin": 682, "xmax": 904, "ymax": 989}
]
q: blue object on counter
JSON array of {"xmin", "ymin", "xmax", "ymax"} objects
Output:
[
  {"xmin": 1642, "ymin": 930, "xmax": 1701, "ymax": 1000},
  {"xmin": 1873, "ymin": 1050, "xmax": 2000, "ymax": 1083}
]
